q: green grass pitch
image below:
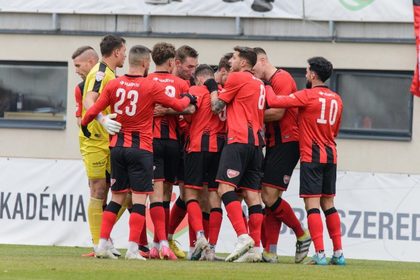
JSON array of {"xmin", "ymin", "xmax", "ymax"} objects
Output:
[{"xmin": 0, "ymin": 245, "xmax": 419, "ymax": 280}]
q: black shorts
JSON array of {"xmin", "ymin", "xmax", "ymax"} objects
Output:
[
  {"xmin": 262, "ymin": 141, "xmax": 300, "ymax": 191},
  {"xmin": 216, "ymin": 143, "xmax": 263, "ymax": 192},
  {"xmin": 184, "ymin": 151, "xmax": 221, "ymax": 191},
  {"xmin": 300, "ymin": 162, "xmax": 337, "ymax": 198},
  {"xmin": 153, "ymin": 139, "xmax": 180, "ymax": 184},
  {"xmin": 110, "ymin": 147, "xmax": 153, "ymax": 194}
]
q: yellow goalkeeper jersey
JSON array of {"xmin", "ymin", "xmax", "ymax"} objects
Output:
[{"xmin": 79, "ymin": 62, "xmax": 115, "ymax": 151}]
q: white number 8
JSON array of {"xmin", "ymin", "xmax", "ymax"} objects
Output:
[{"xmin": 258, "ymin": 84, "xmax": 265, "ymax": 110}]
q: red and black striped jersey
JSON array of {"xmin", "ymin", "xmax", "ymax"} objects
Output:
[
  {"xmin": 75, "ymin": 81, "xmax": 84, "ymax": 118},
  {"xmin": 186, "ymin": 85, "xmax": 226, "ymax": 153},
  {"xmin": 266, "ymin": 85, "xmax": 343, "ymax": 164},
  {"xmin": 265, "ymin": 69, "xmax": 299, "ymax": 147},
  {"xmin": 147, "ymin": 72, "xmax": 190, "ymax": 140},
  {"xmin": 81, "ymin": 74, "xmax": 191, "ymax": 152},
  {"xmin": 218, "ymin": 71, "xmax": 265, "ymax": 147}
]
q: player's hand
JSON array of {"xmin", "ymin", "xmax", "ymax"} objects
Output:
[
  {"xmin": 181, "ymin": 93, "xmax": 197, "ymax": 106},
  {"xmin": 204, "ymin": 78, "xmax": 218, "ymax": 93},
  {"xmin": 98, "ymin": 113, "xmax": 122, "ymax": 135},
  {"xmin": 81, "ymin": 125, "xmax": 91, "ymax": 138},
  {"xmin": 154, "ymin": 104, "xmax": 168, "ymax": 117}
]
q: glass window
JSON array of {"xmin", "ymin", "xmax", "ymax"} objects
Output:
[
  {"xmin": 0, "ymin": 61, "xmax": 68, "ymax": 130},
  {"xmin": 333, "ymin": 70, "xmax": 413, "ymax": 140}
]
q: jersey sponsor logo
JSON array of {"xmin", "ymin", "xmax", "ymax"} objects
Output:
[
  {"xmin": 227, "ymin": 169, "xmax": 240, "ymax": 179},
  {"xmin": 95, "ymin": 71, "xmax": 105, "ymax": 82},
  {"xmin": 283, "ymin": 175, "xmax": 291, "ymax": 185}
]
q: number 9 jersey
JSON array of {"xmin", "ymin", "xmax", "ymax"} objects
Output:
[{"xmin": 266, "ymin": 85, "xmax": 343, "ymax": 164}]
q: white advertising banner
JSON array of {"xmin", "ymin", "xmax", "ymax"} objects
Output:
[
  {"xmin": 1, "ymin": 157, "xmax": 420, "ymax": 262},
  {"xmin": 304, "ymin": 0, "xmax": 413, "ymax": 23},
  {"xmin": 0, "ymin": 0, "xmax": 413, "ymax": 22}
]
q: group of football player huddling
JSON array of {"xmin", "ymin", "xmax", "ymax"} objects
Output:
[{"xmin": 72, "ymin": 34, "xmax": 345, "ymax": 265}]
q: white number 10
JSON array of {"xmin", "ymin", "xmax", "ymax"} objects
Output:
[{"xmin": 317, "ymin": 97, "xmax": 338, "ymax": 125}]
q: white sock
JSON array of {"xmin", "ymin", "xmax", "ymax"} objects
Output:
[
  {"xmin": 127, "ymin": 241, "xmax": 138, "ymax": 253},
  {"xmin": 153, "ymin": 242, "xmax": 160, "ymax": 249},
  {"xmin": 196, "ymin": 230, "xmax": 205, "ymax": 239},
  {"xmin": 333, "ymin": 250, "xmax": 343, "ymax": 258},
  {"xmin": 98, "ymin": 238, "xmax": 108, "ymax": 251},
  {"xmin": 160, "ymin": 240, "xmax": 169, "ymax": 248}
]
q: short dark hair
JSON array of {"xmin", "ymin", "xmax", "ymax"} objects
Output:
[
  {"xmin": 175, "ymin": 45, "xmax": 198, "ymax": 62},
  {"xmin": 253, "ymin": 47, "xmax": 267, "ymax": 56},
  {"xmin": 307, "ymin": 56, "xmax": 333, "ymax": 82},
  {"xmin": 152, "ymin": 42, "xmax": 176, "ymax": 66},
  {"xmin": 100, "ymin": 35, "xmax": 126, "ymax": 57},
  {"xmin": 72, "ymin": 46, "xmax": 94, "ymax": 59},
  {"xmin": 194, "ymin": 64, "xmax": 214, "ymax": 79},
  {"xmin": 218, "ymin": 52, "xmax": 233, "ymax": 71},
  {"xmin": 129, "ymin": 45, "xmax": 151, "ymax": 66},
  {"xmin": 234, "ymin": 46, "xmax": 257, "ymax": 68}
]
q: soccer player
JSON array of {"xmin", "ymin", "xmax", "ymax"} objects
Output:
[
  {"xmin": 167, "ymin": 45, "xmax": 199, "ymax": 258},
  {"xmin": 79, "ymin": 35, "xmax": 126, "ymax": 256},
  {"xmin": 182, "ymin": 64, "xmax": 226, "ymax": 261},
  {"xmin": 80, "ymin": 45, "xmax": 196, "ymax": 260},
  {"xmin": 252, "ymin": 47, "xmax": 311, "ymax": 263},
  {"xmin": 147, "ymin": 42, "xmax": 190, "ymax": 260},
  {"xmin": 266, "ymin": 56, "xmax": 345, "ymax": 265},
  {"xmin": 72, "ymin": 46, "xmax": 98, "ymax": 127},
  {"xmin": 205, "ymin": 46, "xmax": 265, "ymax": 262}
]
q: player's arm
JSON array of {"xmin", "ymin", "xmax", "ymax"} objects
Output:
[
  {"xmin": 155, "ymin": 103, "xmax": 196, "ymax": 115},
  {"xmin": 333, "ymin": 102, "xmax": 343, "ymax": 138},
  {"xmin": 83, "ymin": 91, "xmax": 99, "ymax": 110},
  {"xmin": 153, "ymin": 83, "xmax": 195, "ymax": 112},
  {"xmin": 203, "ymin": 78, "xmax": 226, "ymax": 114},
  {"xmin": 74, "ymin": 85, "xmax": 83, "ymax": 127},
  {"xmin": 266, "ymin": 88, "xmax": 308, "ymax": 108},
  {"xmin": 81, "ymin": 89, "xmax": 110, "ymax": 127},
  {"xmin": 264, "ymin": 85, "xmax": 285, "ymax": 122}
]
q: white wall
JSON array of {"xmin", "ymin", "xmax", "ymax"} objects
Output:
[{"xmin": 0, "ymin": 34, "xmax": 417, "ymax": 174}]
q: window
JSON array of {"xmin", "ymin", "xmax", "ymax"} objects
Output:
[
  {"xmin": 333, "ymin": 70, "xmax": 413, "ymax": 141},
  {"xmin": 281, "ymin": 68, "xmax": 413, "ymax": 141},
  {"xmin": 0, "ymin": 61, "xmax": 68, "ymax": 130}
]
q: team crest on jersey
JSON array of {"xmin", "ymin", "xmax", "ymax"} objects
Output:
[
  {"xmin": 110, "ymin": 178, "xmax": 116, "ymax": 186},
  {"xmin": 283, "ymin": 175, "xmax": 291, "ymax": 185},
  {"xmin": 227, "ymin": 169, "xmax": 240, "ymax": 179},
  {"xmin": 95, "ymin": 71, "xmax": 105, "ymax": 82}
]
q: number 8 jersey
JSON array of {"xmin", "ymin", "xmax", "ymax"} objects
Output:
[{"xmin": 266, "ymin": 85, "xmax": 343, "ymax": 164}]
